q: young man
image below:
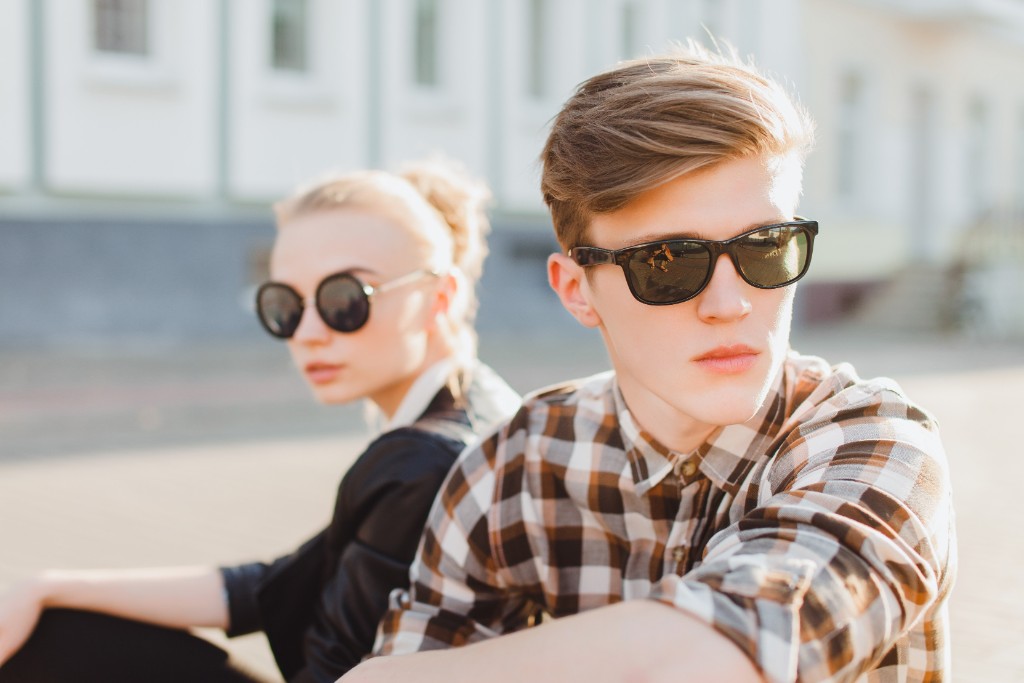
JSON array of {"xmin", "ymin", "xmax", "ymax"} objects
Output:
[{"xmin": 342, "ymin": 46, "xmax": 955, "ymax": 683}]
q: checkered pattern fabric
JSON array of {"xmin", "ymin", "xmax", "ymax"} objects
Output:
[{"xmin": 376, "ymin": 352, "xmax": 955, "ymax": 682}]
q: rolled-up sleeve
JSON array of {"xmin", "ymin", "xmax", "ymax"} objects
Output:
[
  {"xmin": 220, "ymin": 561, "xmax": 272, "ymax": 637},
  {"xmin": 648, "ymin": 387, "xmax": 954, "ymax": 683}
]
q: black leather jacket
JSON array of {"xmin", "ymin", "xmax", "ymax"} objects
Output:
[{"xmin": 220, "ymin": 363, "xmax": 518, "ymax": 682}]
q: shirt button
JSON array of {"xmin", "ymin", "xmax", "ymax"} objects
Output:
[
  {"xmin": 680, "ymin": 460, "xmax": 698, "ymax": 478},
  {"xmin": 673, "ymin": 547, "xmax": 686, "ymax": 563}
]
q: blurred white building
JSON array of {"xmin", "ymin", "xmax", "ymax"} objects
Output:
[{"xmin": 1, "ymin": 0, "xmax": 1023, "ymax": 342}]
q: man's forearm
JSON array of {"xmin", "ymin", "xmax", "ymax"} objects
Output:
[{"xmin": 342, "ymin": 600, "xmax": 764, "ymax": 683}]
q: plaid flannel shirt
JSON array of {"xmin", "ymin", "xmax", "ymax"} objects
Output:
[{"xmin": 376, "ymin": 351, "xmax": 956, "ymax": 683}]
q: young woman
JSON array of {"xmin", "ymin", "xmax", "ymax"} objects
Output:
[{"xmin": 0, "ymin": 160, "xmax": 520, "ymax": 683}]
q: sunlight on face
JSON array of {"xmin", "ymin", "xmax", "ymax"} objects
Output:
[
  {"xmin": 579, "ymin": 155, "xmax": 804, "ymax": 453},
  {"xmin": 767, "ymin": 152, "xmax": 804, "ymax": 217},
  {"xmin": 270, "ymin": 208, "xmax": 443, "ymax": 416}
]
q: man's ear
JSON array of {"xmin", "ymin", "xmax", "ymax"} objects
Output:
[{"xmin": 548, "ymin": 253, "xmax": 601, "ymax": 328}]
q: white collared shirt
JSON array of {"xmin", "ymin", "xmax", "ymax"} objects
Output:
[{"xmin": 375, "ymin": 358, "xmax": 460, "ymax": 434}]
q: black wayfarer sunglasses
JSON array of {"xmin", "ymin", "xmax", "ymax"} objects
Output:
[
  {"xmin": 255, "ymin": 268, "xmax": 439, "ymax": 339},
  {"xmin": 568, "ymin": 220, "xmax": 818, "ymax": 305}
]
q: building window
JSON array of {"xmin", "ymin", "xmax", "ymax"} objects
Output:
[
  {"xmin": 526, "ymin": 0, "xmax": 548, "ymax": 98},
  {"xmin": 413, "ymin": 0, "xmax": 440, "ymax": 86},
  {"xmin": 93, "ymin": 0, "xmax": 149, "ymax": 56},
  {"xmin": 1016, "ymin": 109, "xmax": 1024, "ymax": 211},
  {"xmin": 270, "ymin": 0, "xmax": 309, "ymax": 72},
  {"xmin": 621, "ymin": 0, "xmax": 640, "ymax": 60},
  {"xmin": 836, "ymin": 71, "xmax": 864, "ymax": 200},
  {"xmin": 909, "ymin": 85, "xmax": 936, "ymax": 260},
  {"xmin": 967, "ymin": 96, "xmax": 990, "ymax": 218}
]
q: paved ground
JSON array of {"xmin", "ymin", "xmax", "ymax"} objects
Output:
[{"xmin": 1, "ymin": 325, "xmax": 1022, "ymax": 681}]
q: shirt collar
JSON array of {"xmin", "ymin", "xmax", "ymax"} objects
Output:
[
  {"xmin": 613, "ymin": 364, "xmax": 789, "ymax": 496},
  {"xmin": 377, "ymin": 358, "xmax": 459, "ymax": 433}
]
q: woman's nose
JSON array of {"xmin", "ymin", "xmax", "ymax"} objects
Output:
[{"xmin": 291, "ymin": 300, "xmax": 332, "ymax": 343}]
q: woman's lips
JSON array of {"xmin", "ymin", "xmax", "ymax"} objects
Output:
[
  {"xmin": 305, "ymin": 363, "xmax": 342, "ymax": 385},
  {"xmin": 692, "ymin": 345, "xmax": 760, "ymax": 374}
]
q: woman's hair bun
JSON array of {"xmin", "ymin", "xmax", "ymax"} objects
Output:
[{"xmin": 399, "ymin": 158, "xmax": 492, "ymax": 284}]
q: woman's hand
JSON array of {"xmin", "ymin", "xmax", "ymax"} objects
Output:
[{"xmin": 0, "ymin": 579, "xmax": 46, "ymax": 667}]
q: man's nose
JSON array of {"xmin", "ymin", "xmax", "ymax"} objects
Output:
[{"xmin": 695, "ymin": 254, "xmax": 752, "ymax": 323}]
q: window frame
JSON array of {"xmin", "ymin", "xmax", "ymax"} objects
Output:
[
  {"xmin": 412, "ymin": 0, "xmax": 441, "ymax": 88},
  {"xmin": 269, "ymin": 0, "xmax": 311, "ymax": 73},
  {"xmin": 92, "ymin": 0, "xmax": 151, "ymax": 57}
]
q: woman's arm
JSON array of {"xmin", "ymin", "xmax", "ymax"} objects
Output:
[
  {"xmin": 0, "ymin": 565, "xmax": 227, "ymax": 666},
  {"xmin": 297, "ymin": 432, "xmax": 465, "ymax": 680}
]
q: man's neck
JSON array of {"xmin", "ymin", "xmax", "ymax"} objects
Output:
[{"xmin": 613, "ymin": 375, "xmax": 719, "ymax": 454}]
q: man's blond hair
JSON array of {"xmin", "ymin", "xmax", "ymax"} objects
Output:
[{"xmin": 540, "ymin": 43, "xmax": 815, "ymax": 249}]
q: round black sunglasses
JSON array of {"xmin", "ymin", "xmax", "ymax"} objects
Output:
[
  {"xmin": 568, "ymin": 220, "xmax": 818, "ymax": 305},
  {"xmin": 255, "ymin": 269, "xmax": 439, "ymax": 339}
]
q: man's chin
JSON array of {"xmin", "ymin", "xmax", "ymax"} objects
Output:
[{"xmin": 684, "ymin": 385, "xmax": 768, "ymax": 427}]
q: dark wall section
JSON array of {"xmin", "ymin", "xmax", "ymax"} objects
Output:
[
  {"xmin": 1, "ymin": 216, "xmax": 277, "ymax": 345},
  {"xmin": 0, "ymin": 215, "xmax": 580, "ymax": 347}
]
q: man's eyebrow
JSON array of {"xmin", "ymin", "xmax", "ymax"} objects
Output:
[
  {"xmin": 625, "ymin": 229, "xmax": 701, "ymax": 246},
  {"xmin": 624, "ymin": 219, "xmax": 787, "ymax": 247}
]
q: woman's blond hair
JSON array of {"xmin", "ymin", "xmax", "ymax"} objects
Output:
[
  {"xmin": 540, "ymin": 42, "xmax": 815, "ymax": 249},
  {"xmin": 274, "ymin": 158, "xmax": 492, "ymax": 362}
]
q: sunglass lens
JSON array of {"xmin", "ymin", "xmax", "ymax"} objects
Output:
[
  {"xmin": 317, "ymin": 273, "xmax": 370, "ymax": 333},
  {"xmin": 626, "ymin": 241, "xmax": 711, "ymax": 304},
  {"xmin": 256, "ymin": 284, "xmax": 303, "ymax": 339},
  {"xmin": 735, "ymin": 226, "xmax": 809, "ymax": 287}
]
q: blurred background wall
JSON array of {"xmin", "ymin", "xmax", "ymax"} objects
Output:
[{"xmin": 1, "ymin": 0, "xmax": 1023, "ymax": 346}]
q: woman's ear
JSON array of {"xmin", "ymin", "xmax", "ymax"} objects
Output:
[
  {"xmin": 427, "ymin": 271, "xmax": 457, "ymax": 327},
  {"xmin": 548, "ymin": 253, "xmax": 601, "ymax": 328}
]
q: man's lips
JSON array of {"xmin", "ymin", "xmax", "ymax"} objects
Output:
[
  {"xmin": 304, "ymin": 362, "xmax": 343, "ymax": 385},
  {"xmin": 692, "ymin": 345, "xmax": 760, "ymax": 374}
]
